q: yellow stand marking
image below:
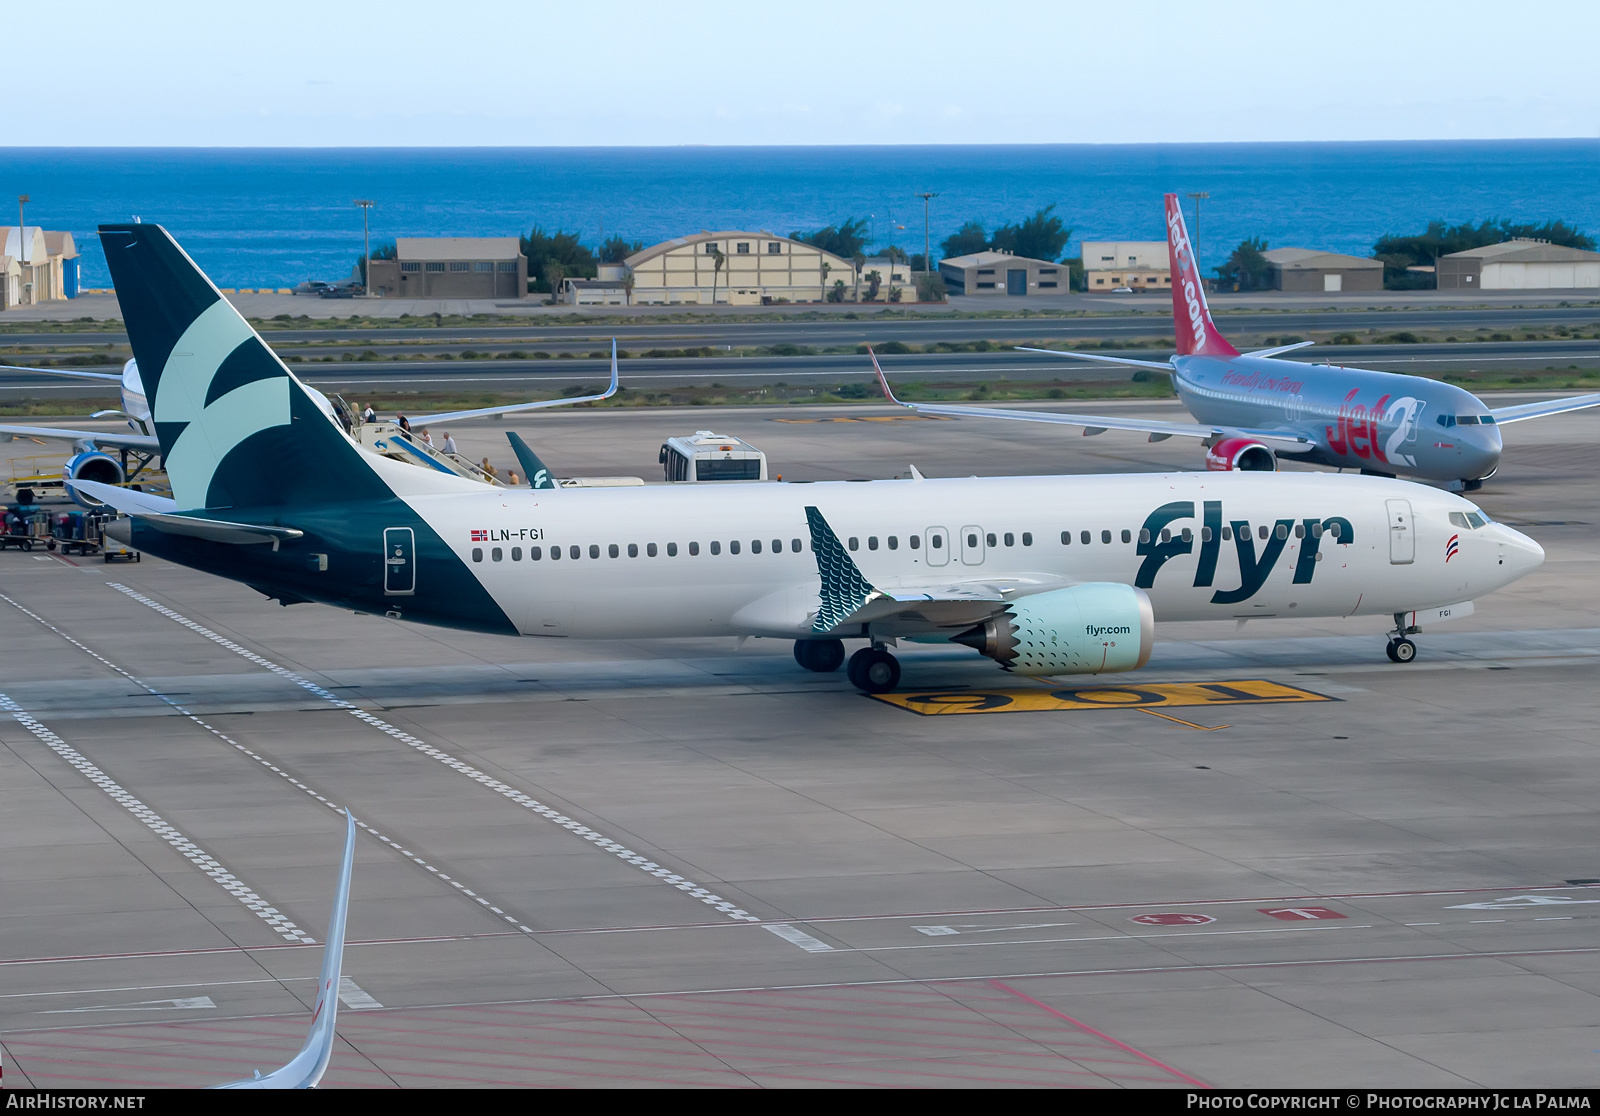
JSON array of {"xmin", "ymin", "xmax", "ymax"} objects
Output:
[
  {"xmin": 1139, "ymin": 709, "xmax": 1229, "ymax": 731},
  {"xmin": 871, "ymin": 678, "xmax": 1333, "ymax": 717}
]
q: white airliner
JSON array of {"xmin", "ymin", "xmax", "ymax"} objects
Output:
[{"xmin": 79, "ymin": 221, "xmax": 1545, "ymax": 691}]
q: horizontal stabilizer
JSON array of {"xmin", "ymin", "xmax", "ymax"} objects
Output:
[
  {"xmin": 1013, "ymin": 346, "xmax": 1176, "ymax": 371},
  {"xmin": 1241, "ymin": 340, "xmax": 1316, "ymax": 359},
  {"xmin": 108, "ymin": 511, "xmax": 304, "ymax": 549}
]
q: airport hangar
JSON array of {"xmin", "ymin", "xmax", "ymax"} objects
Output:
[
  {"xmin": 624, "ymin": 231, "xmax": 853, "ymax": 305},
  {"xmin": 3, "ymin": 402, "xmax": 1600, "ymax": 1088},
  {"xmin": 1262, "ymin": 247, "xmax": 1384, "ymax": 293},
  {"xmin": 1437, "ymin": 239, "xmax": 1600, "ymax": 290},
  {"xmin": 365, "ymin": 237, "xmax": 529, "ymax": 299}
]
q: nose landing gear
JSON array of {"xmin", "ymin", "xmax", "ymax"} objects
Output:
[
  {"xmin": 1385, "ymin": 612, "xmax": 1420, "ymax": 663},
  {"xmin": 847, "ymin": 645, "xmax": 901, "ymax": 693}
]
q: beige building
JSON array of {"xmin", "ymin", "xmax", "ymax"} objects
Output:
[
  {"xmin": 624, "ymin": 231, "xmax": 852, "ymax": 305},
  {"xmin": 366, "ymin": 237, "xmax": 528, "ymax": 299},
  {"xmin": 561, "ymin": 277, "xmax": 630, "ymax": 306},
  {"xmin": 0, "ymin": 227, "xmax": 79, "ymax": 306},
  {"xmin": 1081, "ymin": 241, "xmax": 1169, "ymax": 292},
  {"xmin": 940, "ymin": 251, "xmax": 1066, "ymax": 296},
  {"xmin": 1437, "ymin": 240, "xmax": 1600, "ymax": 290},
  {"xmin": 1262, "ymin": 247, "xmax": 1383, "ymax": 293}
]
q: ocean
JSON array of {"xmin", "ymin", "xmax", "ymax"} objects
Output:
[{"xmin": 3, "ymin": 141, "xmax": 1597, "ymax": 291}]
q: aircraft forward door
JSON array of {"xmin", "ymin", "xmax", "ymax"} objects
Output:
[
  {"xmin": 1385, "ymin": 499, "xmax": 1414, "ymax": 564},
  {"xmin": 383, "ymin": 527, "xmax": 416, "ymax": 595},
  {"xmin": 960, "ymin": 525, "xmax": 986, "ymax": 565},
  {"xmin": 924, "ymin": 526, "xmax": 950, "ymax": 567}
]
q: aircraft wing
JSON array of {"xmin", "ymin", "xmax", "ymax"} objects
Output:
[
  {"xmin": 409, "ymin": 340, "xmax": 620, "ymax": 424},
  {"xmin": 216, "ymin": 811, "xmax": 355, "ymax": 1089},
  {"xmin": 868, "ymin": 349, "xmax": 1313, "ymax": 447},
  {"xmin": 804, "ymin": 506, "xmax": 1081, "ymax": 632},
  {"xmin": 0, "ymin": 363, "xmax": 124, "ymax": 382},
  {"xmin": 0, "ymin": 424, "xmax": 160, "ymax": 452},
  {"xmin": 1489, "ymin": 393, "xmax": 1600, "ymax": 425}
]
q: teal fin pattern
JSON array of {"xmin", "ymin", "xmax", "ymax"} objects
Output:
[{"xmin": 805, "ymin": 506, "xmax": 876, "ymax": 634}]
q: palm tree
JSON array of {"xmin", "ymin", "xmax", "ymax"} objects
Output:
[
  {"xmin": 709, "ymin": 244, "xmax": 726, "ymax": 306},
  {"xmin": 852, "ymin": 252, "xmax": 866, "ymax": 303}
]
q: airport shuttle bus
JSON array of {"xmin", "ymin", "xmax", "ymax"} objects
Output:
[{"xmin": 85, "ymin": 222, "xmax": 1544, "ymax": 693}]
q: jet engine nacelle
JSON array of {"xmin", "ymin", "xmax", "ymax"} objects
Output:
[
  {"xmin": 953, "ymin": 583, "xmax": 1154, "ymax": 676},
  {"xmin": 63, "ymin": 451, "xmax": 125, "ymax": 509},
  {"xmin": 1205, "ymin": 437, "xmax": 1277, "ymax": 472}
]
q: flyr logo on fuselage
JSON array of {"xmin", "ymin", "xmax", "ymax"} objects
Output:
[{"xmin": 1134, "ymin": 501, "xmax": 1355, "ymax": 604}]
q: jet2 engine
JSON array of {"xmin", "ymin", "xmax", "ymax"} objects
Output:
[
  {"xmin": 1205, "ymin": 437, "xmax": 1276, "ymax": 472},
  {"xmin": 63, "ymin": 451, "xmax": 125, "ymax": 509}
]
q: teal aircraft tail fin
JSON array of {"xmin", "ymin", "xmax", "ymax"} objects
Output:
[
  {"xmin": 506, "ymin": 432, "xmax": 559, "ymax": 489},
  {"xmin": 98, "ymin": 224, "xmax": 388, "ymax": 511}
]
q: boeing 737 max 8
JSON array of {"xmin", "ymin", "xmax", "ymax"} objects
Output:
[
  {"xmin": 82, "ymin": 222, "xmax": 1543, "ymax": 691},
  {"xmin": 877, "ymin": 193, "xmax": 1600, "ymax": 490}
]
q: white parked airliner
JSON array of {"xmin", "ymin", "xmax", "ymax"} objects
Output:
[{"xmin": 79, "ymin": 222, "xmax": 1544, "ymax": 691}]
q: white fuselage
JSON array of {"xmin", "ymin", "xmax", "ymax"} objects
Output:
[{"xmin": 402, "ymin": 471, "xmax": 1542, "ymax": 640}]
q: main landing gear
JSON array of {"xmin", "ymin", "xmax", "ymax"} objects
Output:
[
  {"xmin": 1385, "ymin": 611, "xmax": 1419, "ymax": 664},
  {"xmin": 793, "ymin": 638, "xmax": 901, "ymax": 692},
  {"xmin": 793, "ymin": 638, "xmax": 845, "ymax": 673},
  {"xmin": 847, "ymin": 645, "xmax": 901, "ymax": 693}
]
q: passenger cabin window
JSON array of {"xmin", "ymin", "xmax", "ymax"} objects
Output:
[
  {"xmin": 608, "ymin": 544, "xmax": 619, "ymax": 558},
  {"xmin": 550, "ymin": 546, "xmax": 562, "ymax": 560},
  {"xmin": 710, "ymin": 541, "xmax": 721, "ymax": 555},
  {"xmin": 531, "ymin": 546, "xmax": 543, "ymax": 559},
  {"xmin": 752, "ymin": 539, "xmax": 762, "ymax": 553},
  {"xmin": 888, "ymin": 536, "xmax": 899, "ymax": 550},
  {"xmin": 1003, "ymin": 533, "xmax": 1014, "ymax": 547},
  {"xmin": 867, "ymin": 537, "xmax": 878, "ymax": 550},
  {"xmin": 1101, "ymin": 530, "xmax": 1112, "ymax": 544},
  {"xmin": 590, "ymin": 544, "xmax": 601, "ymax": 558},
  {"xmin": 512, "ymin": 547, "xmax": 522, "ymax": 560},
  {"xmin": 931, "ymin": 534, "xmax": 942, "ymax": 549},
  {"xmin": 848, "ymin": 537, "xmax": 859, "ymax": 551},
  {"xmin": 791, "ymin": 538, "xmax": 803, "ymax": 552},
  {"xmin": 1119, "ymin": 529, "xmax": 1131, "ymax": 543},
  {"xmin": 909, "ymin": 535, "xmax": 920, "ymax": 549},
  {"xmin": 689, "ymin": 542, "xmax": 699, "ymax": 555},
  {"xmin": 570, "ymin": 545, "xmax": 581, "ymax": 559},
  {"xmin": 985, "ymin": 533, "xmax": 996, "ymax": 547},
  {"xmin": 492, "ymin": 547, "xmax": 502, "ymax": 561},
  {"xmin": 1061, "ymin": 531, "xmax": 1071, "ymax": 545},
  {"xmin": 472, "ymin": 547, "xmax": 483, "ymax": 562},
  {"xmin": 628, "ymin": 543, "xmax": 639, "ymax": 557},
  {"xmin": 666, "ymin": 542, "xmax": 678, "ymax": 556},
  {"xmin": 730, "ymin": 540, "xmax": 740, "ymax": 554},
  {"xmin": 646, "ymin": 543, "xmax": 657, "ymax": 557},
  {"xmin": 1080, "ymin": 530, "xmax": 1091, "ymax": 545}
]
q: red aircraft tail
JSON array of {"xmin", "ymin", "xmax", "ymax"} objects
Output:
[{"xmin": 1164, "ymin": 193, "xmax": 1238, "ymax": 358}]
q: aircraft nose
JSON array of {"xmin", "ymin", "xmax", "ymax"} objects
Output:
[{"xmin": 1495, "ymin": 524, "xmax": 1544, "ymax": 576}]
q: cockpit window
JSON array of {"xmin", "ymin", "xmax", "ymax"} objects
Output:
[
  {"xmin": 1466, "ymin": 511, "xmax": 1488, "ymax": 529},
  {"xmin": 1456, "ymin": 415, "xmax": 1479, "ymax": 425},
  {"xmin": 1450, "ymin": 510, "xmax": 1491, "ymax": 530}
]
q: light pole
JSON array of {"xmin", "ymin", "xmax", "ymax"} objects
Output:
[
  {"xmin": 915, "ymin": 191, "xmax": 938, "ymax": 276},
  {"xmin": 16, "ymin": 195, "xmax": 29, "ymax": 306},
  {"xmin": 1185, "ymin": 191, "xmax": 1209, "ymax": 268},
  {"xmin": 353, "ymin": 199, "xmax": 374, "ymax": 297}
]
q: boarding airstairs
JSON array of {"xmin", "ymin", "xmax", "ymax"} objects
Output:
[{"xmin": 353, "ymin": 422, "xmax": 504, "ymax": 486}]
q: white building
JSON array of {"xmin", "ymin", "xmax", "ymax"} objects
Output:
[
  {"xmin": 1437, "ymin": 240, "xmax": 1600, "ymax": 290},
  {"xmin": 624, "ymin": 231, "xmax": 852, "ymax": 305},
  {"xmin": 1081, "ymin": 241, "xmax": 1169, "ymax": 292},
  {"xmin": 0, "ymin": 227, "xmax": 79, "ymax": 306}
]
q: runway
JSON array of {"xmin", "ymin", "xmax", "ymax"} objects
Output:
[{"xmin": 1, "ymin": 402, "xmax": 1598, "ymax": 1087}]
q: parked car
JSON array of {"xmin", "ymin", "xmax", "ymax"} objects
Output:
[{"xmin": 319, "ymin": 283, "xmax": 363, "ymax": 299}]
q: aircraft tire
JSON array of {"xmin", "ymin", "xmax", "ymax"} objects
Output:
[
  {"xmin": 848, "ymin": 648, "xmax": 901, "ymax": 693},
  {"xmin": 794, "ymin": 638, "xmax": 845, "ymax": 673},
  {"xmin": 1389, "ymin": 638, "xmax": 1417, "ymax": 664}
]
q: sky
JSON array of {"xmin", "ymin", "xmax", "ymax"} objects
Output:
[{"xmin": 14, "ymin": 1, "xmax": 1600, "ymax": 146}]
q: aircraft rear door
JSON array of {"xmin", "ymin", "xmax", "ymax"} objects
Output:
[
  {"xmin": 1385, "ymin": 499, "xmax": 1414, "ymax": 564},
  {"xmin": 384, "ymin": 527, "xmax": 416, "ymax": 594}
]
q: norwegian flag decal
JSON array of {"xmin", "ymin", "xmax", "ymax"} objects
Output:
[{"xmin": 471, "ymin": 529, "xmax": 488, "ymax": 542}]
